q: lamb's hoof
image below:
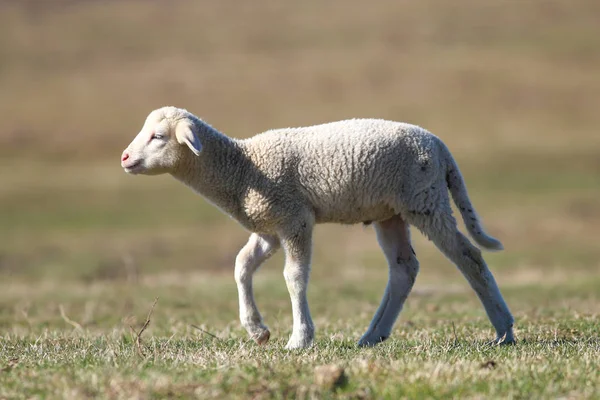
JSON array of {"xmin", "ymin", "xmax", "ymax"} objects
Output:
[
  {"xmin": 285, "ymin": 333, "xmax": 314, "ymax": 350},
  {"xmin": 285, "ymin": 339, "xmax": 313, "ymax": 350},
  {"xmin": 488, "ymin": 332, "xmax": 516, "ymax": 346},
  {"xmin": 284, "ymin": 324, "xmax": 314, "ymax": 349},
  {"xmin": 253, "ymin": 329, "xmax": 271, "ymax": 345},
  {"xmin": 358, "ymin": 333, "xmax": 388, "ymax": 347}
]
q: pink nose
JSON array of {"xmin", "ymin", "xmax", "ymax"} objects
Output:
[{"xmin": 121, "ymin": 152, "xmax": 130, "ymax": 162}]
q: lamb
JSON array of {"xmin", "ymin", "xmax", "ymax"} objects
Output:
[{"xmin": 121, "ymin": 106, "xmax": 515, "ymax": 349}]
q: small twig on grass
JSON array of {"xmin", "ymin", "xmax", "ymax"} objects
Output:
[
  {"xmin": 496, "ymin": 332, "xmax": 508, "ymax": 345},
  {"xmin": 190, "ymin": 324, "xmax": 222, "ymax": 341},
  {"xmin": 130, "ymin": 297, "xmax": 159, "ymax": 357},
  {"xmin": 59, "ymin": 305, "xmax": 83, "ymax": 331},
  {"xmin": 451, "ymin": 321, "xmax": 458, "ymax": 344}
]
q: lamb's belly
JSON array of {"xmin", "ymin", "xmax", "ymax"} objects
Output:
[
  {"xmin": 314, "ymin": 203, "xmax": 397, "ymax": 225},
  {"xmin": 302, "ymin": 173, "xmax": 400, "ymax": 224}
]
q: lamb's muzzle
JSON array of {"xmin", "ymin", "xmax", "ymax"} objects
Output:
[{"xmin": 120, "ymin": 150, "xmax": 137, "ymax": 172}]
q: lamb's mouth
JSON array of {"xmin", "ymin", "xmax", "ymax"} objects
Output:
[{"xmin": 123, "ymin": 160, "xmax": 144, "ymax": 174}]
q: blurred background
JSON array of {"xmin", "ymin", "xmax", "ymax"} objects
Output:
[{"xmin": 1, "ymin": 0, "xmax": 599, "ymax": 295}]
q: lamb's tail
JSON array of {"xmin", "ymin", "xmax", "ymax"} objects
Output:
[{"xmin": 440, "ymin": 143, "xmax": 504, "ymax": 251}]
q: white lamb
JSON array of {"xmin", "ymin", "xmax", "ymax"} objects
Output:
[{"xmin": 121, "ymin": 106, "xmax": 515, "ymax": 349}]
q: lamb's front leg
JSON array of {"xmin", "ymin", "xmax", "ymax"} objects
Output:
[
  {"xmin": 235, "ymin": 233, "xmax": 280, "ymax": 345},
  {"xmin": 280, "ymin": 220, "xmax": 315, "ymax": 349}
]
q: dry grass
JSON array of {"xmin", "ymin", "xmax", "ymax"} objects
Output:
[{"xmin": 1, "ymin": 269, "xmax": 599, "ymax": 399}]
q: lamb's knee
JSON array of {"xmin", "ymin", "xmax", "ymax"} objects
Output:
[
  {"xmin": 234, "ymin": 251, "xmax": 255, "ymax": 284},
  {"xmin": 235, "ymin": 235, "xmax": 279, "ymax": 284}
]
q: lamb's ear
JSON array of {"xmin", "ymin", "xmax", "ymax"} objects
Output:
[{"xmin": 175, "ymin": 120, "xmax": 202, "ymax": 156}]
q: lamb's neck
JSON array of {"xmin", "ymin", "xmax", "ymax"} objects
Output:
[{"xmin": 171, "ymin": 130, "xmax": 248, "ymax": 221}]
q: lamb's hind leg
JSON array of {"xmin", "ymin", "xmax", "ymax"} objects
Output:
[
  {"xmin": 410, "ymin": 212, "xmax": 515, "ymax": 344},
  {"xmin": 359, "ymin": 214, "xmax": 420, "ymax": 347},
  {"xmin": 235, "ymin": 233, "xmax": 280, "ymax": 345}
]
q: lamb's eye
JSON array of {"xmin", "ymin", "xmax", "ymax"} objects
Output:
[{"xmin": 152, "ymin": 133, "xmax": 164, "ymax": 140}]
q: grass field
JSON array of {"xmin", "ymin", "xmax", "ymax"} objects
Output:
[
  {"xmin": 0, "ymin": 269, "xmax": 598, "ymax": 399},
  {"xmin": 1, "ymin": 0, "xmax": 600, "ymax": 398}
]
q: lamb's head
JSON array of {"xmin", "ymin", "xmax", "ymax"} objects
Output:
[{"xmin": 121, "ymin": 106, "xmax": 202, "ymax": 175}]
